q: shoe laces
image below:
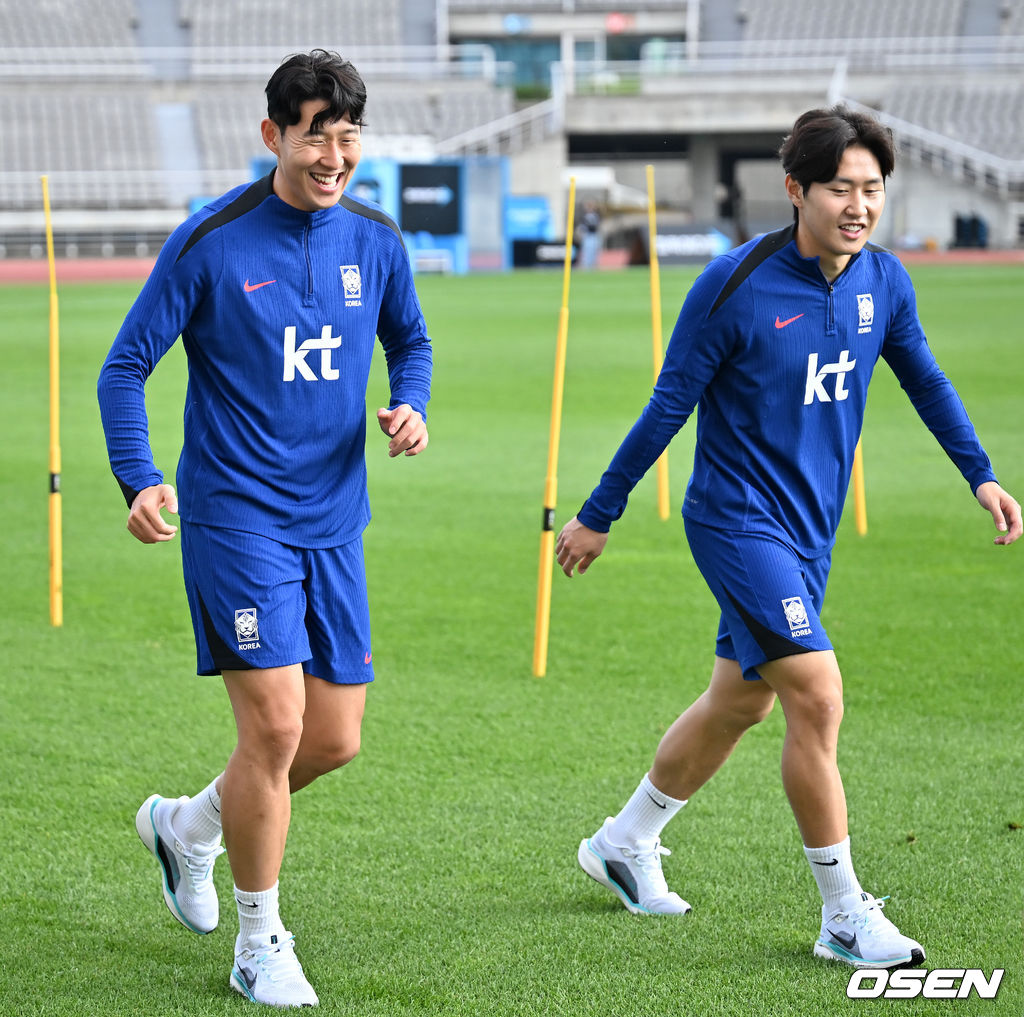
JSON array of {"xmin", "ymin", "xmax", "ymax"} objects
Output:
[
  {"xmin": 181, "ymin": 843, "xmax": 224, "ymax": 888},
  {"xmin": 243, "ymin": 933, "xmax": 304, "ymax": 985},
  {"xmin": 839, "ymin": 895, "xmax": 894, "ymax": 935},
  {"xmin": 621, "ymin": 840, "xmax": 672, "ymax": 894}
]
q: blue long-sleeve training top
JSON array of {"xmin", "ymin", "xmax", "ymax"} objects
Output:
[
  {"xmin": 578, "ymin": 225, "xmax": 996, "ymax": 557},
  {"xmin": 98, "ymin": 172, "xmax": 433, "ymax": 548}
]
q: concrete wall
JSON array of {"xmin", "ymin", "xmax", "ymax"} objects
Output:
[
  {"xmin": 508, "ymin": 134, "xmax": 569, "ymax": 233},
  {"xmin": 512, "ymin": 86, "xmax": 1022, "ymax": 251},
  {"xmin": 885, "ymin": 165, "xmax": 1019, "ymax": 249}
]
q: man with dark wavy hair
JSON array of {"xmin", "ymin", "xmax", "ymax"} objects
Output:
[
  {"xmin": 99, "ymin": 50, "xmax": 432, "ymax": 1006},
  {"xmin": 557, "ymin": 105, "xmax": 1020, "ymax": 969}
]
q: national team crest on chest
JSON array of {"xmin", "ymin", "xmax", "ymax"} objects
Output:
[
  {"xmin": 341, "ymin": 264, "xmax": 362, "ymax": 307},
  {"xmin": 857, "ymin": 292, "xmax": 874, "ymax": 334}
]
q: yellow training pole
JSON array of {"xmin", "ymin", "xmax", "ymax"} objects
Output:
[
  {"xmin": 646, "ymin": 165, "xmax": 670, "ymax": 521},
  {"xmin": 533, "ymin": 177, "xmax": 576, "ymax": 678},
  {"xmin": 852, "ymin": 438, "xmax": 867, "ymax": 536},
  {"xmin": 41, "ymin": 175, "xmax": 63, "ymax": 626}
]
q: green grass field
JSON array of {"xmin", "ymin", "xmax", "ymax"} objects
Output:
[{"xmin": 1, "ymin": 263, "xmax": 1021, "ymax": 1016}]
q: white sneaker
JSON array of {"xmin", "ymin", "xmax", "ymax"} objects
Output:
[
  {"xmin": 814, "ymin": 891, "xmax": 926, "ymax": 968},
  {"xmin": 135, "ymin": 794, "xmax": 223, "ymax": 935},
  {"xmin": 577, "ymin": 817, "xmax": 691, "ymax": 915},
  {"xmin": 231, "ymin": 931, "xmax": 319, "ymax": 1008}
]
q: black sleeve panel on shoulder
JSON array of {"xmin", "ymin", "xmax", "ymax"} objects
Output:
[
  {"xmin": 338, "ymin": 193, "xmax": 406, "ymax": 246},
  {"xmin": 708, "ymin": 225, "xmax": 795, "ymax": 318},
  {"xmin": 176, "ymin": 174, "xmax": 276, "ymax": 263}
]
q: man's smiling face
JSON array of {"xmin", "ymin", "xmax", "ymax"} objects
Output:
[
  {"xmin": 787, "ymin": 144, "xmax": 886, "ymax": 280},
  {"xmin": 261, "ymin": 99, "xmax": 362, "ymax": 212}
]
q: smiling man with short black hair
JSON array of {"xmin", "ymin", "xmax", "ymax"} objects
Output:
[
  {"xmin": 99, "ymin": 49, "xmax": 432, "ymax": 1007},
  {"xmin": 557, "ymin": 104, "xmax": 1020, "ymax": 970}
]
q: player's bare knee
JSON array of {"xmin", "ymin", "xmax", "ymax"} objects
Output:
[
  {"xmin": 711, "ymin": 683, "xmax": 776, "ymax": 731},
  {"xmin": 324, "ymin": 730, "xmax": 361, "ymax": 771},
  {"xmin": 787, "ymin": 688, "xmax": 844, "ymax": 734},
  {"xmin": 243, "ymin": 714, "xmax": 304, "ymax": 769},
  {"xmin": 307, "ymin": 729, "xmax": 361, "ymax": 776},
  {"xmin": 744, "ymin": 694, "xmax": 777, "ymax": 727}
]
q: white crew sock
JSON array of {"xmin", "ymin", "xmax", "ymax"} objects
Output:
[
  {"xmin": 171, "ymin": 774, "xmax": 223, "ymax": 848},
  {"xmin": 606, "ymin": 773, "xmax": 687, "ymax": 847},
  {"xmin": 235, "ymin": 881, "xmax": 286, "ymax": 944},
  {"xmin": 804, "ymin": 836, "xmax": 862, "ymax": 913}
]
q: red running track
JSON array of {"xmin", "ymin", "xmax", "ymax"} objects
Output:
[{"xmin": 1, "ymin": 249, "xmax": 1021, "ymax": 286}]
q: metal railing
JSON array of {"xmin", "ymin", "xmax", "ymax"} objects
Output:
[
  {"xmin": 639, "ymin": 34, "xmax": 1024, "ymax": 71},
  {"xmin": 0, "ymin": 43, "xmax": 507, "ymax": 83},
  {"xmin": 435, "ymin": 98, "xmax": 560, "ymax": 156},
  {"xmin": 839, "ymin": 98, "xmax": 1024, "ymax": 198},
  {"xmin": 563, "ymin": 36, "xmax": 1024, "ymax": 94},
  {"xmin": 0, "ymin": 170, "xmax": 242, "ymax": 212}
]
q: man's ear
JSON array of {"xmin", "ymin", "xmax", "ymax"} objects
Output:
[
  {"xmin": 260, "ymin": 118, "xmax": 280, "ymax": 155},
  {"xmin": 784, "ymin": 173, "xmax": 804, "ymax": 211}
]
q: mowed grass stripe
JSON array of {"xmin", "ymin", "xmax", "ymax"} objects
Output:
[{"xmin": 0, "ymin": 265, "xmax": 1020, "ymax": 1016}]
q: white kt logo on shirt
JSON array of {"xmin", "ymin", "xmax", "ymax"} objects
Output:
[
  {"xmin": 283, "ymin": 325, "xmax": 342, "ymax": 381},
  {"xmin": 803, "ymin": 350, "xmax": 857, "ymax": 404}
]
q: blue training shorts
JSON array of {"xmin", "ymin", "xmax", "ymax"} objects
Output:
[
  {"xmin": 179, "ymin": 521, "xmax": 374, "ymax": 684},
  {"xmin": 683, "ymin": 517, "xmax": 833, "ymax": 681}
]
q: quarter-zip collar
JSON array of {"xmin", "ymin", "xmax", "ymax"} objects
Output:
[
  {"xmin": 261, "ymin": 169, "xmax": 345, "ymax": 231},
  {"xmin": 782, "ymin": 232, "xmax": 864, "ymax": 337},
  {"xmin": 254, "ymin": 170, "xmax": 344, "ymax": 304},
  {"xmin": 784, "ymin": 229, "xmax": 863, "ymax": 287}
]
